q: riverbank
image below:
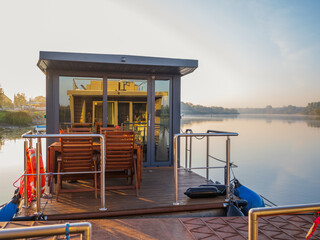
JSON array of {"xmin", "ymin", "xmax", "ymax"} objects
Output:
[{"xmin": 0, "ymin": 110, "xmax": 45, "ymax": 127}]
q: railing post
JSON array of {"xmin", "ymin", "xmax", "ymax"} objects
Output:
[
  {"xmin": 225, "ymin": 136, "xmax": 230, "ymax": 201},
  {"xmin": 173, "ymin": 135, "xmax": 179, "ymax": 205},
  {"xmin": 248, "ymin": 210, "xmax": 258, "ymax": 240},
  {"xmin": 36, "ymin": 138, "xmax": 41, "ymax": 215},
  {"xmin": 189, "ymin": 135, "xmax": 192, "ymax": 171},
  {"xmin": 29, "ymin": 138, "xmax": 32, "ymax": 148},
  {"xmin": 185, "ymin": 136, "xmax": 188, "ymax": 169},
  {"xmin": 99, "ymin": 135, "xmax": 107, "ymax": 211},
  {"xmin": 206, "ymin": 136, "xmax": 209, "ymax": 181},
  {"xmin": 23, "ymin": 140, "xmax": 28, "ymax": 208}
]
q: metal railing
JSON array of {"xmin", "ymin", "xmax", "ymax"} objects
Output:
[
  {"xmin": 173, "ymin": 131, "xmax": 238, "ymax": 205},
  {"xmin": 248, "ymin": 202, "xmax": 320, "ymax": 240},
  {"xmin": 0, "ymin": 222, "xmax": 91, "ymax": 239},
  {"xmin": 185, "ymin": 129, "xmax": 193, "ymax": 171},
  {"xmin": 21, "ymin": 133, "xmax": 107, "ymax": 214}
]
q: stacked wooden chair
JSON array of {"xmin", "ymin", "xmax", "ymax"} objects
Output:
[
  {"xmin": 104, "ymin": 131, "xmax": 139, "ymax": 196},
  {"xmin": 56, "ymin": 137, "xmax": 97, "ymax": 200}
]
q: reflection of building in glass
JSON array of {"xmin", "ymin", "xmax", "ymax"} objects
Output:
[{"xmin": 61, "ymin": 79, "xmax": 167, "ymax": 132}]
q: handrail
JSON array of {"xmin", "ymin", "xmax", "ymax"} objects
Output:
[
  {"xmin": 173, "ymin": 131, "xmax": 238, "ymax": 205},
  {"xmin": 22, "ymin": 133, "xmax": 107, "ymax": 213},
  {"xmin": 0, "ymin": 222, "xmax": 91, "ymax": 240},
  {"xmin": 248, "ymin": 203, "xmax": 320, "ymax": 240},
  {"xmin": 185, "ymin": 129, "xmax": 193, "ymax": 170}
]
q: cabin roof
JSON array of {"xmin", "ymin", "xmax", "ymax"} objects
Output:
[{"xmin": 37, "ymin": 51, "xmax": 198, "ymax": 76}]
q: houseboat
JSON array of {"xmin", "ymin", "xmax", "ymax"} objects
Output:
[{"xmin": 10, "ymin": 51, "xmax": 240, "ymax": 221}]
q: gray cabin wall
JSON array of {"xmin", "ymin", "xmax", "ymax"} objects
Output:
[
  {"xmin": 46, "ymin": 71, "xmax": 60, "ymax": 147},
  {"xmin": 171, "ymin": 75, "xmax": 181, "ymax": 166}
]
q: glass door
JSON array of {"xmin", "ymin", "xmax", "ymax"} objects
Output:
[
  {"xmin": 151, "ymin": 79, "xmax": 171, "ymax": 166},
  {"xmin": 107, "ymin": 79, "xmax": 148, "ymax": 162},
  {"xmin": 105, "ymin": 77, "xmax": 171, "ymax": 167}
]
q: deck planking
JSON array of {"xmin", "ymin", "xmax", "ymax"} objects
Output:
[{"xmin": 19, "ymin": 167, "xmax": 227, "ymax": 219}]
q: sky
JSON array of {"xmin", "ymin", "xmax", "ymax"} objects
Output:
[{"xmin": 0, "ymin": 0, "xmax": 319, "ymax": 108}]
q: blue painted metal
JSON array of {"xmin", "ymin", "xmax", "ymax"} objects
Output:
[
  {"xmin": 0, "ymin": 202, "xmax": 18, "ymax": 222},
  {"xmin": 234, "ymin": 181, "xmax": 265, "ymax": 216}
]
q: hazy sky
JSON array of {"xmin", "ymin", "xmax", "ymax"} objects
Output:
[{"xmin": 0, "ymin": 0, "xmax": 319, "ymax": 108}]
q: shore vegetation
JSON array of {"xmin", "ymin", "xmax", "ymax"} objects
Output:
[{"xmin": 0, "ymin": 111, "xmax": 32, "ymax": 126}]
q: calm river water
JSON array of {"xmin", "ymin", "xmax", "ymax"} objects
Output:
[{"xmin": 0, "ymin": 114, "xmax": 319, "ymax": 206}]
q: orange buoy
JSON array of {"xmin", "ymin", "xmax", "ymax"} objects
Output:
[{"xmin": 18, "ymin": 148, "xmax": 45, "ymax": 201}]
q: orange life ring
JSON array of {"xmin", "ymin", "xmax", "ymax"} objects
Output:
[{"xmin": 19, "ymin": 148, "xmax": 45, "ymax": 201}]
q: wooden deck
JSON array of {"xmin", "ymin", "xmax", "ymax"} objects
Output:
[
  {"xmin": 2, "ymin": 215, "xmax": 319, "ymax": 239},
  {"xmin": 19, "ymin": 167, "xmax": 227, "ymax": 220}
]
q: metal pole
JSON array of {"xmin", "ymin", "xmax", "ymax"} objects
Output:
[
  {"xmin": 206, "ymin": 136, "xmax": 209, "ymax": 181},
  {"xmin": 0, "ymin": 222, "xmax": 92, "ymax": 240},
  {"xmin": 189, "ymin": 136, "xmax": 192, "ymax": 171},
  {"xmin": 225, "ymin": 137, "xmax": 230, "ymax": 201},
  {"xmin": 99, "ymin": 135, "xmax": 107, "ymax": 211},
  {"xmin": 29, "ymin": 138, "xmax": 32, "ymax": 148},
  {"xmin": 23, "ymin": 140, "xmax": 28, "ymax": 207},
  {"xmin": 173, "ymin": 136, "xmax": 179, "ymax": 205},
  {"xmin": 248, "ymin": 212, "xmax": 258, "ymax": 240},
  {"xmin": 185, "ymin": 136, "xmax": 188, "ymax": 169},
  {"xmin": 36, "ymin": 139, "xmax": 41, "ymax": 215}
]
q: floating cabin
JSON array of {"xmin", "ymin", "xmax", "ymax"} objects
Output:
[
  {"xmin": 39, "ymin": 51, "xmax": 197, "ymax": 167},
  {"xmin": 17, "ymin": 51, "xmax": 231, "ymax": 220}
]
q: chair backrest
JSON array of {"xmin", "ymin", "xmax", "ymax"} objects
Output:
[
  {"xmin": 105, "ymin": 131, "xmax": 135, "ymax": 170},
  {"xmin": 72, "ymin": 123, "xmax": 91, "ymax": 128},
  {"xmin": 100, "ymin": 127, "xmax": 123, "ymax": 135},
  {"xmin": 67, "ymin": 127, "xmax": 92, "ymax": 133},
  {"xmin": 61, "ymin": 137, "xmax": 93, "ymax": 172}
]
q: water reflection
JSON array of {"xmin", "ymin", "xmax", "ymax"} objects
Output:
[
  {"xmin": 183, "ymin": 114, "xmax": 320, "ymax": 128},
  {"xmin": 0, "ymin": 126, "xmax": 33, "ymax": 149},
  {"xmin": 0, "ymin": 126, "xmax": 42, "ymax": 204},
  {"xmin": 182, "ymin": 114, "xmax": 238, "ymax": 125},
  {"xmin": 307, "ymin": 120, "xmax": 320, "ymax": 128}
]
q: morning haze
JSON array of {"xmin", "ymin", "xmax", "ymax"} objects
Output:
[{"xmin": 0, "ymin": 0, "xmax": 319, "ymax": 108}]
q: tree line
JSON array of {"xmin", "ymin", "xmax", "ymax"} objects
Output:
[
  {"xmin": 238, "ymin": 103, "xmax": 320, "ymax": 115},
  {"xmin": 182, "ymin": 101, "xmax": 320, "ymax": 116},
  {"xmin": 0, "ymin": 85, "xmax": 45, "ymax": 109},
  {"xmin": 181, "ymin": 102, "xmax": 239, "ymax": 114}
]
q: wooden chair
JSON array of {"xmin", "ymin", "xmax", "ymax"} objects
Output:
[
  {"xmin": 67, "ymin": 127, "xmax": 92, "ymax": 133},
  {"xmin": 56, "ymin": 137, "xmax": 97, "ymax": 200},
  {"xmin": 100, "ymin": 127, "xmax": 122, "ymax": 135},
  {"xmin": 105, "ymin": 131, "xmax": 139, "ymax": 196},
  {"xmin": 72, "ymin": 123, "xmax": 92, "ymax": 128}
]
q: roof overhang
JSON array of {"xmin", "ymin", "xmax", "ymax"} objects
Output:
[{"xmin": 37, "ymin": 51, "xmax": 198, "ymax": 76}]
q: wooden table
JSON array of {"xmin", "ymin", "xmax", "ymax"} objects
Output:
[{"xmin": 48, "ymin": 141, "xmax": 143, "ymax": 188}]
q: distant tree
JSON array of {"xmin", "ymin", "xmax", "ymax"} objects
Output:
[
  {"xmin": 14, "ymin": 92, "xmax": 27, "ymax": 108},
  {"xmin": 265, "ymin": 105, "xmax": 273, "ymax": 114},
  {"xmin": 32, "ymin": 96, "xmax": 46, "ymax": 103},
  {"xmin": 314, "ymin": 107, "xmax": 320, "ymax": 115},
  {"xmin": 0, "ymin": 84, "xmax": 3, "ymax": 108},
  {"xmin": 306, "ymin": 102, "xmax": 320, "ymax": 115}
]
